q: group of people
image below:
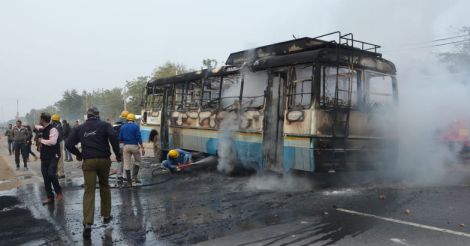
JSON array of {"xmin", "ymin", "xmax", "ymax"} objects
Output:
[
  {"xmin": 4, "ymin": 120, "xmax": 45, "ymax": 170},
  {"xmin": 3, "ymin": 107, "xmax": 194, "ymax": 239},
  {"xmin": 4, "ymin": 115, "xmax": 74, "ymax": 179}
]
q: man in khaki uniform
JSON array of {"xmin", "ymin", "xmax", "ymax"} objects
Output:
[
  {"xmin": 65, "ymin": 107, "xmax": 121, "ymax": 238},
  {"xmin": 118, "ymin": 113, "xmax": 145, "ymax": 186},
  {"xmin": 51, "ymin": 114, "xmax": 65, "ymax": 178}
]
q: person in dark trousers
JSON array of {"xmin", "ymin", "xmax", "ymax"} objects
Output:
[
  {"xmin": 65, "ymin": 107, "xmax": 121, "ymax": 239},
  {"xmin": 4, "ymin": 124, "xmax": 14, "ymax": 155},
  {"xmin": 62, "ymin": 120, "xmax": 73, "ymax": 161},
  {"xmin": 25, "ymin": 125, "xmax": 38, "ymax": 161},
  {"xmin": 12, "ymin": 120, "xmax": 29, "ymax": 170},
  {"xmin": 35, "ymin": 113, "xmax": 63, "ymax": 205}
]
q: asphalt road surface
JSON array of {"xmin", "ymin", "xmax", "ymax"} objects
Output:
[{"xmin": 2, "ymin": 144, "xmax": 470, "ymax": 245}]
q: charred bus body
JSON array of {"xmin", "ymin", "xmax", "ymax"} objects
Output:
[{"xmin": 141, "ymin": 32, "xmax": 398, "ymax": 172}]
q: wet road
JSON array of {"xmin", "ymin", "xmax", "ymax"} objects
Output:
[{"xmin": 2, "ymin": 147, "xmax": 470, "ymax": 245}]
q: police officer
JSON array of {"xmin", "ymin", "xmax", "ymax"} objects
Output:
[{"xmin": 65, "ymin": 107, "xmax": 121, "ymax": 238}]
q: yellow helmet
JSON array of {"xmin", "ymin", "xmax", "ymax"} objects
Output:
[
  {"xmin": 126, "ymin": 113, "xmax": 136, "ymax": 121},
  {"xmin": 52, "ymin": 114, "xmax": 60, "ymax": 121},
  {"xmin": 120, "ymin": 110, "xmax": 129, "ymax": 118},
  {"xmin": 168, "ymin": 149, "xmax": 179, "ymax": 159}
]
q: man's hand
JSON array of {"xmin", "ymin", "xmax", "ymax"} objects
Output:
[{"xmin": 76, "ymin": 155, "xmax": 83, "ymax": 162}]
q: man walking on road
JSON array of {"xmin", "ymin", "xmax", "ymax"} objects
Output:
[
  {"xmin": 4, "ymin": 124, "xmax": 14, "ymax": 155},
  {"xmin": 12, "ymin": 120, "xmax": 29, "ymax": 170},
  {"xmin": 113, "ymin": 110, "xmax": 129, "ymax": 184},
  {"xmin": 65, "ymin": 107, "xmax": 121, "ymax": 239},
  {"xmin": 62, "ymin": 120, "xmax": 73, "ymax": 162},
  {"xmin": 119, "ymin": 113, "xmax": 145, "ymax": 186},
  {"xmin": 36, "ymin": 113, "xmax": 63, "ymax": 205},
  {"xmin": 52, "ymin": 114, "xmax": 65, "ymax": 178}
]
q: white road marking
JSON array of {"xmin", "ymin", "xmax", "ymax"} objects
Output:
[
  {"xmin": 336, "ymin": 208, "xmax": 470, "ymax": 238},
  {"xmin": 390, "ymin": 238, "xmax": 408, "ymax": 245}
]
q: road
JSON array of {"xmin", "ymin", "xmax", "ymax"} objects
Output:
[{"xmin": 2, "ymin": 141, "xmax": 470, "ymax": 245}]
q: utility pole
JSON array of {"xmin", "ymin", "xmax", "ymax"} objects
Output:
[
  {"xmin": 16, "ymin": 99, "xmax": 19, "ymax": 120},
  {"xmin": 123, "ymin": 87, "xmax": 127, "ymax": 111}
]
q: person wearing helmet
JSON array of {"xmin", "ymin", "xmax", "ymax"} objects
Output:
[
  {"xmin": 113, "ymin": 110, "xmax": 129, "ymax": 183},
  {"xmin": 52, "ymin": 114, "xmax": 65, "ymax": 178},
  {"xmin": 118, "ymin": 113, "xmax": 145, "ymax": 186},
  {"xmin": 163, "ymin": 149, "xmax": 192, "ymax": 173}
]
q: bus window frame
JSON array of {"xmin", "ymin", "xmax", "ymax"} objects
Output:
[
  {"xmin": 320, "ymin": 65, "xmax": 361, "ymax": 109},
  {"xmin": 286, "ymin": 65, "xmax": 314, "ymax": 110}
]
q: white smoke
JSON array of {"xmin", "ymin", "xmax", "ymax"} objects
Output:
[
  {"xmin": 391, "ymin": 53, "xmax": 470, "ymax": 184},
  {"xmin": 245, "ymin": 173, "xmax": 312, "ymax": 192},
  {"xmin": 217, "ymin": 112, "xmax": 239, "ymax": 174}
]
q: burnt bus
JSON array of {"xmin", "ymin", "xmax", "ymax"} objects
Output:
[{"xmin": 141, "ymin": 32, "xmax": 398, "ymax": 172}]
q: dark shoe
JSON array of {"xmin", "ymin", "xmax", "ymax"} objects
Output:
[
  {"xmin": 83, "ymin": 225, "xmax": 92, "ymax": 238},
  {"xmin": 132, "ymin": 165, "xmax": 140, "ymax": 183},
  {"xmin": 58, "ymin": 175, "xmax": 65, "ymax": 179},
  {"xmin": 56, "ymin": 192, "xmax": 64, "ymax": 201},
  {"xmin": 42, "ymin": 197, "xmax": 54, "ymax": 205},
  {"xmin": 125, "ymin": 170, "xmax": 132, "ymax": 186},
  {"xmin": 103, "ymin": 216, "xmax": 113, "ymax": 224}
]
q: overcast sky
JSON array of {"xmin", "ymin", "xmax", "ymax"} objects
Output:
[{"xmin": 0, "ymin": 0, "xmax": 469, "ymax": 122}]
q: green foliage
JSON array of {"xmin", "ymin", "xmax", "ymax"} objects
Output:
[
  {"xmin": 125, "ymin": 76, "xmax": 148, "ymax": 115},
  {"xmin": 24, "ymin": 105, "xmax": 58, "ymax": 125},
  {"xmin": 202, "ymin": 58, "xmax": 218, "ymax": 69},
  {"xmin": 55, "ymin": 89, "xmax": 85, "ymax": 120},
  {"xmin": 152, "ymin": 61, "xmax": 189, "ymax": 79},
  {"xmin": 83, "ymin": 88, "xmax": 124, "ymax": 121}
]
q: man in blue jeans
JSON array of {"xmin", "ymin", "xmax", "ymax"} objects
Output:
[{"xmin": 162, "ymin": 149, "xmax": 192, "ymax": 173}]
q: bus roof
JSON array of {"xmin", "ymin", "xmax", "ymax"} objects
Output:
[{"xmin": 148, "ymin": 32, "xmax": 395, "ymax": 87}]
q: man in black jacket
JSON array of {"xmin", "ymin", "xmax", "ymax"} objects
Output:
[
  {"xmin": 65, "ymin": 107, "xmax": 121, "ymax": 239},
  {"xmin": 62, "ymin": 120, "xmax": 73, "ymax": 162},
  {"xmin": 36, "ymin": 113, "xmax": 63, "ymax": 205}
]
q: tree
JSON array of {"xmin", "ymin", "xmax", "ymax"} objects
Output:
[
  {"xmin": 55, "ymin": 89, "xmax": 85, "ymax": 120},
  {"xmin": 125, "ymin": 76, "xmax": 149, "ymax": 114},
  {"xmin": 151, "ymin": 61, "xmax": 189, "ymax": 79},
  {"xmin": 83, "ymin": 88, "xmax": 124, "ymax": 121},
  {"xmin": 202, "ymin": 58, "xmax": 218, "ymax": 69},
  {"xmin": 24, "ymin": 105, "xmax": 58, "ymax": 125}
]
